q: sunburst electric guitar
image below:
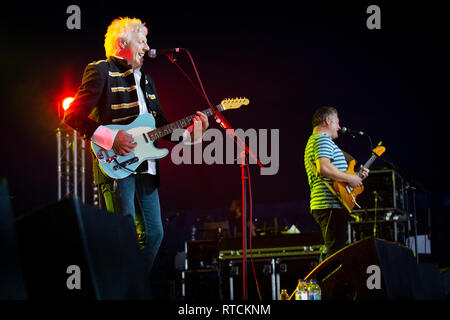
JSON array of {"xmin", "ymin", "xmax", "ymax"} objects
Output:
[
  {"xmin": 91, "ymin": 97, "xmax": 249, "ymax": 180},
  {"xmin": 333, "ymin": 144, "xmax": 386, "ymax": 211}
]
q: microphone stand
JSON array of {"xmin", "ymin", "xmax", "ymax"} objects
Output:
[
  {"xmin": 161, "ymin": 48, "xmax": 264, "ymax": 300},
  {"xmin": 406, "ymin": 184, "xmax": 419, "ymax": 263},
  {"xmin": 213, "ymin": 110, "xmax": 263, "ymax": 301},
  {"xmin": 373, "ymin": 191, "xmax": 383, "ymax": 238}
]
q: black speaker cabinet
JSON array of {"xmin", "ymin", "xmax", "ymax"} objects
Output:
[
  {"xmin": 0, "ymin": 179, "xmax": 27, "ymax": 299},
  {"xmin": 185, "ymin": 240, "xmax": 219, "ymax": 270},
  {"xmin": 14, "ymin": 198, "xmax": 149, "ymax": 299},
  {"xmin": 304, "ymin": 237, "xmax": 442, "ymax": 300},
  {"xmin": 182, "ymin": 269, "xmax": 221, "ymax": 300}
]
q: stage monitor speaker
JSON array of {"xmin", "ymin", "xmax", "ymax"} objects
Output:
[
  {"xmin": 304, "ymin": 237, "xmax": 443, "ymax": 300},
  {"xmin": 0, "ymin": 178, "xmax": 27, "ymax": 299},
  {"xmin": 15, "ymin": 198, "xmax": 149, "ymax": 299},
  {"xmin": 354, "ymin": 169, "xmax": 406, "ymax": 212}
]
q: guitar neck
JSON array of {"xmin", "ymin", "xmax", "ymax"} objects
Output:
[
  {"xmin": 357, "ymin": 153, "xmax": 378, "ymax": 177},
  {"xmin": 147, "ymin": 104, "xmax": 223, "ymax": 141}
]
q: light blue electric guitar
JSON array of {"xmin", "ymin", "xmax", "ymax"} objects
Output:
[{"xmin": 91, "ymin": 97, "xmax": 249, "ymax": 179}]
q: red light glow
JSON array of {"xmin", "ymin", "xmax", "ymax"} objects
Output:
[{"xmin": 62, "ymin": 97, "xmax": 75, "ymax": 111}]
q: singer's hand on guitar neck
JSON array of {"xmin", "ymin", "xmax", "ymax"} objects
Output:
[
  {"xmin": 186, "ymin": 111, "xmax": 209, "ymax": 143},
  {"xmin": 113, "ymin": 130, "xmax": 137, "ymax": 156},
  {"xmin": 359, "ymin": 165, "xmax": 370, "ymax": 180}
]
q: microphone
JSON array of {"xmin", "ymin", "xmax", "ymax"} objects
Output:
[
  {"xmin": 340, "ymin": 126, "xmax": 365, "ymax": 136},
  {"xmin": 148, "ymin": 48, "xmax": 182, "ymax": 58}
]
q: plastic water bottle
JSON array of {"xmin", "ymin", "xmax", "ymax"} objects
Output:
[
  {"xmin": 306, "ymin": 280, "xmax": 311, "ymax": 299},
  {"xmin": 295, "ymin": 280, "xmax": 308, "ymax": 300},
  {"xmin": 309, "ymin": 279, "xmax": 322, "ymax": 300},
  {"xmin": 279, "ymin": 289, "xmax": 289, "ymax": 300},
  {"xmin": 191, "ymin": 225, "xmax": 197, "ymax": 240}
]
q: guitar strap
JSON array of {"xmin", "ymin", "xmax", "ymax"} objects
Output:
[{"xmin": 306, "ymin": 156, "xmax": 352, "ymax": 213}]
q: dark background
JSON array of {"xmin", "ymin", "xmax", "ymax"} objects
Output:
[{"xmin": 1, "ymin": 1, "xmax": 449, "ymax": 297}]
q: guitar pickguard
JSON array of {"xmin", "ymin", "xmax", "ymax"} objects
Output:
[{"xmin": 91, "ymin": 114, "xmax": 169, "ymax": 179}]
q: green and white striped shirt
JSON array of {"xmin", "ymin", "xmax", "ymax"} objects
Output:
[{"xmin": 304, "ymin": 133, "xmax": 348, "ymax": 210}]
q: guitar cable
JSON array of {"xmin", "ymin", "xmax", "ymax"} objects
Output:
[
  {"xmin": 227, "ymin": 132, "xmax": 263, "ymax": 300},
  {"xmin": 246, "ymin": 157, "xmax": 262, "ymax": 301},
  {"xmin": 373, "ymin": 192, "xmax": 378, "ymax": 237}
]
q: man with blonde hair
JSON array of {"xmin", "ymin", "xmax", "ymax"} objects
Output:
[{"xmin": 65, "ymin": 17, "xmax": 208, "ymax": 292}]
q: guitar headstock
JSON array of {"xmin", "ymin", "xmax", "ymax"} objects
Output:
[
  {"xmin": 372, "ymin": 145, "xmax": 386, "ymax": 157},
  {"xmin": 220, "ymin": 97, "xmax": 250, "ymax": 110}
]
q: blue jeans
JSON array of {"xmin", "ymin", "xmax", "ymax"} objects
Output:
[{"xmin": 115, "ymin": 174, "xmax": 163, "ymax": 275}]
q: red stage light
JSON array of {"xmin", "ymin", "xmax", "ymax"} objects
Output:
[{"xmin": 62, "ymin": 97, "xmax": 75, "ymax": 111}]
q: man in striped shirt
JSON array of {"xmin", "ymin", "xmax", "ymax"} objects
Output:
[{"xmin": 304, "ymin": 106, "xmax": 369, "ymax": 258}]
